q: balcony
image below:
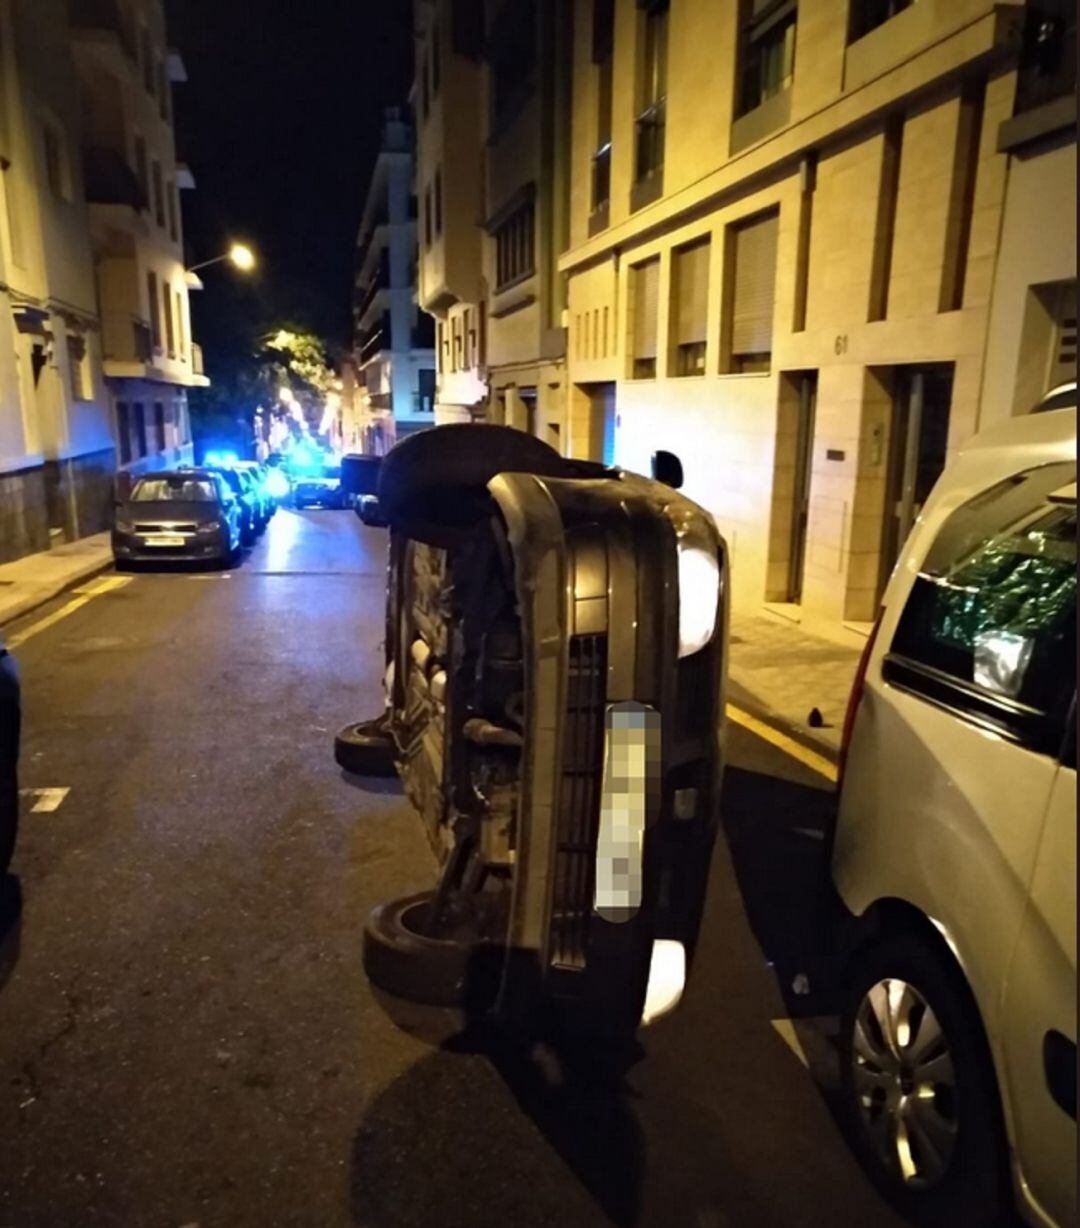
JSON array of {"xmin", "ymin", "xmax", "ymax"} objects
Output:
[
  {"xmin": 69, "ymin": 0, "xmax": 137, "ymax": 64},
  {"xmin": 84, "ymin": 146, "xmax": 146, "ymax": 212}
]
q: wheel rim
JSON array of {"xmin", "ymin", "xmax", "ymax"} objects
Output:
[{"xmin": 851, "ymin": 977, "xmax": 958, "ymax": 1188}]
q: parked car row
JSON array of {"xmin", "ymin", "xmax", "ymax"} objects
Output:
[
  {"xmin": 336, "ymin": 385, "xmax": 1077, "ymax": 1228},
  {"xmin": 112, "ymin": 461, "xmax": 278, "ymax": 570}
]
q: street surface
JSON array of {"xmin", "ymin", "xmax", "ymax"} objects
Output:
[{"xmin": 0, "ymin": 510, "xmax": 910, "ymax": 1228}]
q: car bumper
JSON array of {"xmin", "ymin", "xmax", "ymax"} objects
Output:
[
  {"xmin": 112, "ymin": 533, "xmax": 227, "ymax": 562},
  {"xmin": 488, "ymin": 472, "xmax": 728, "ymax": 1023}
]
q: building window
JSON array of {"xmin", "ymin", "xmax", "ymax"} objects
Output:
[
  {"xmin": 434, "ymin": 168, "xmax": 443, "ymax": 237},
  {"xmin": 175, "ymin": 289, "xmax": 186, "ymax": 360},
  {"xmin": 43, "ymin": 123, "xmax": 69, "ymax": 200},
  {"xmin": 1012, "ymin": 0, "xmax": 1077, "ymax": 115},
  {"xmin": 849, "ymin": 0, "xmax": 914, "ymax": 43},
  {"xmin": 154, "ymin": 402, "xmax": 167, "ymax": 452},
  {"xmin": 494, "ymin": 200, "xmax": 535, "ymax": 290},
  {"xmin": 725, "ymin": 209, "xmax": 779, "ymax": 372},
  {"xmin": 591, "ymin": 0, "xmax": 615, "ymax": 217},
  {"xmin": 140, "ymin": 27, "xmax": 154, "ymax": 94},
  {"xmin": 166, "ymin": 180, "xmax": 178, "ymax": 241},
  {"xmin": 672, "ymin": 238, "xmax": 710, "ymax": 376},
  {"xmin": 134, "ymin": 402, "xmax": 147, "ymax": 458},
  {"xmin": 451, "ymin": 316, "xmax": 462, "ymax": 371},
  {"xmin": 418, "ymin": 367, "xmax": 436, "ymax": 413},
  {"xmin": 148, "ymin": 271, "xmax": 162, "ymax": 349},
  {"xmin": 163, "ymin": 282, "xmax": 175, "ymax": 356},
  {"xmin": 134, "ymin": 134, "xmax": 149, "ymax": 207},
  {"xmin": 66, "ymin": 332, "xmax": 90, "ymax": 400},
  {"xmin": 634, "ymin": 1, "xmax": 668, "ymax": 187},
  {"xmin": 117, "ymin": 402, "xmax": 132, "ymax": 464},
  {"xmin": 424, "ymin": 186, "xmax": 432, "ymax": 247},
  {"xmin": 152, "ymin": 162, "xmax": 165, "ymax": 227},
  {"xmin": 431, "ymin": 23, "xmax": 441, "ymax": 95},
  {"xmin": 489, "ymin": 0, "xmax": 536, "ymax": 132},
  {"xmin": 157, "ymin": 58, "xmax": 169, "ymax": 122},
  {"xmin": 631, "ymin": 257, "xmax": 660, "ymax": 379},
  {"xmin": 736, "ymin": 1, "xmax": 797, "ymax": 118}
]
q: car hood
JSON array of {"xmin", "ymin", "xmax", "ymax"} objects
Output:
[{"xmin": 120, "ymin": 501, "xmax": 221, "ymax": 524}]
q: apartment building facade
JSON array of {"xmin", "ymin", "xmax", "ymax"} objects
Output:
[
  {"xmin": 413, "ymin": 0, "xmax": 573, "ymax": 443},
  {"xmin": 557, "ymin": 0, "xmax": 1075, "ymax": 633},
  {"xmin": 71, "ymin": 0, "xmax": 204, "ymax": 490},
  {"xmin": 0, "ymin": 0, "xmax": 115, "ymax": 559},
  {"xmin": 352, "ymin": 107, "xmax": 435, "ymax": 455}
]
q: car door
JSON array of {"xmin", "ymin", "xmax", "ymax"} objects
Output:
[{"xmin": 999, "ymin": 702, "xmax": 1077, "ymax": 1228}]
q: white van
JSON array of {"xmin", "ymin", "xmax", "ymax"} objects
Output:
[{"xmin": 832, "ymin": 400, "xmax": 1076, "ymax": 1228}]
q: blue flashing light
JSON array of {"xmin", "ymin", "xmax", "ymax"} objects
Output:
[
  {"xmin": 204, "ymin": 449, "xmax": 240, "ymax": 468},
  {"xmin": 265, "ymin": 468, "xmax": 291, "ymax": 499}
]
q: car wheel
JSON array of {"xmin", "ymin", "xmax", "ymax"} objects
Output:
[
  {"xmin": 334, "ymin": 717, "xmax": 396, "ymax": 777},
  {"xmin": 840, "ymin": 932, "xmax": 1008, "ymax": 1228},
  {"xmin": 363, "ymin": 891, "xmax": 498, "ymax": 1008}
]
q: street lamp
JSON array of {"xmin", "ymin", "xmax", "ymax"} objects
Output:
[{"xmin": 186, "ymin": 243, "xmax": 257, "ymax": 277}]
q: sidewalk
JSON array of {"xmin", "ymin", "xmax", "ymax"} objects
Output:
[
  {"xmin": 0, "ymin": 533, "xmax": 113, "ymax": 629},
  {"xmin": 728, "ymin": 611, "xmax": 863, "ymax": 762}
]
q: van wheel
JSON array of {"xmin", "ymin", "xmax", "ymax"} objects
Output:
[
  {"xmin": 840, "ymin": 933, "xmax": 1008, "ymax": 1228},
  {"xmin": 363, "ymin": 891, "xmax": 498, "ymax": 1009}
]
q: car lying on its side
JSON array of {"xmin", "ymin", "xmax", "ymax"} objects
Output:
[
  {"xmin": 336, "ymin": 425, "xmax": 728, "ymax": 1044},
  {"xmin": 833, "ymin": 396, "xmax": 1076, "ymax": 1228},
  {"xmin": 204, "ymin": 465, "xmax": 261, "ymax": 544},
  {"xmin": 112, "ymin": 470, "xmax": 243, "ymax": 569}
]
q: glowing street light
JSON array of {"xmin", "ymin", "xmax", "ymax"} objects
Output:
[{"xmin": 186, "ymin": 242, "xmax": 258, "ymax": 277}]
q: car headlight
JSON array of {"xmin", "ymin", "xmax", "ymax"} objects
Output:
[
  {"xmin": 674, "ymin": 519, "xmax": 720, "ymax": 658},
  {"xmin": 197, "ymin": 520, "xmax": 221, "ymax": 535},
  {"xmin": 114, "ymin": 519, "xmax": 135, "ymax": 534}
]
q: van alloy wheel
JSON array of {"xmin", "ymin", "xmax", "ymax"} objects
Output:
[{"xmin": 851, "ymin": 977, "xmax": 958, "ymax": 1187}]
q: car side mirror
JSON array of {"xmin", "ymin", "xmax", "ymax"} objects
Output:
[{"xmin": 652, "ymin": 450, "xmax": 684, "ymax": 490}]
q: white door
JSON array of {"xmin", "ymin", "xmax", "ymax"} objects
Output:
[{"xmin": 999, "ymin": 728, "xmax": 1077, "ymax": 1228}]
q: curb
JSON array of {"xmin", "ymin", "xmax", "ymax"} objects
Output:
[
  {"xmin": 726, "ymin": 677, "xmax": 841, "ymax": 768},
  {"xmin": 0, "ymin": 553, "xmax": 115, "ymax": 633}
]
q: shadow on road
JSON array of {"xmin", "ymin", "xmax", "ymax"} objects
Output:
[
  {"xmin": 350, "ymin": 1018, "xmax": 644, "ymax": 1228},
  {"xmin": 720, "ymin": 766, "xmax": 846, "ymax": 1017},
  {"xmin": 339, "ymin": 770, "xmax": 403, "ymax": 796},
  {"xmin": 0, "ymin": 873, "xmax": 23, "ymax": 995}
]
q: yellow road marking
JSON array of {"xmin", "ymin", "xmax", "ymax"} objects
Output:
[
  {"xmin": 771, "ymin": 1018, "xmax": 811, "ymax": 1069},
  {"xmin": 727, "ymin": 703, "xmax": 838, "ymax": 783},
  {"xmin": 7, "ymin": 574, "xmax": 131, "ymax": 649}
]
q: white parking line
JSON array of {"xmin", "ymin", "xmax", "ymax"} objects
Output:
[
  {"xmin": 21, "ymin": 787, "xmax": 70, "ymax": 813},
  {"xmin": 771, "ymin": 1018, "xmax": 810, "ymax": 1069}
]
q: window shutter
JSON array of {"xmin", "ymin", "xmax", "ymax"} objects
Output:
[
  {"xmin": 633, "ymin": 259, "xmax": 659, "ymax": 359},
  {"xmin": 1048, "ymin": 281, "xmax": 1077, "ymax": 388},
  {"xmin": 731, "ymin": 211, "xmax": 778, "ymax": 357},
  {"xmin": 675, "ymin": 240, "xmax": 710, "ymax": 345}
]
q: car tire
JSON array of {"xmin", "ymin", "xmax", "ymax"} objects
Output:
[
  {"xmin": 377, "ymin": 424, "xmax": 573, "ymax": 528},
  {"xmin": 840, "ymin": 932, "xmax": 1008, "ymax": 1228},
  {"xmin": 334, "ymin": 717, "xmax": 397, "ymax": 777},
  {"xmin": 363, "ymin": 891, "xmax": 497, "ymax": 1008}
]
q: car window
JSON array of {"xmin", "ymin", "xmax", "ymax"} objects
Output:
[
  {"xmin": 888, "ymin": 462, "xmax": 1076, "ymax": 753},
  {"xmin": 133, "ymin": 477, "xmax": 216, "ymax": 503},
  {"xmin": 214, "ymin": 469, "xmax": 243, "ymax": 495}
]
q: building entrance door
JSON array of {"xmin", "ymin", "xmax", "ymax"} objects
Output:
[
  {"xmin": 878, "ymin": 364, "xmax": 954, "ymax": 600},
  {"xmin": 787, "ymin": 372, "xmax": 817, "ymax": 603}
]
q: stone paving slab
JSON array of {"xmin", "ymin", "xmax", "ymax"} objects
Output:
[
  {"xmin": 728, "ymin": 613, "xmax": 862, "ymax": 761},
  {"xmin": 0, "ymin": 533, "xmax": 113, "ymax": 630}
]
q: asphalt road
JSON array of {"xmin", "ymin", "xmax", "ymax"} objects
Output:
[{"xmin": 0, "ymin": 509, "xmax": 910, "ymax": 1228}]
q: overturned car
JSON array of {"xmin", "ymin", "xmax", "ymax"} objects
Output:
[{"xmin": 337, "ymin": 425, "xmax": 728, "ymax": 1042}]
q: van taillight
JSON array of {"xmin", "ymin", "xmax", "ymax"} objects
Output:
[{"xmin": 838, "ymin": 611, "xmax": 884, "ymax": 788}]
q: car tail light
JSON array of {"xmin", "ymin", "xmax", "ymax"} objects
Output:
[{"xmin": 838, "ymin": 610, "xmax": 884, "ymax": 788}]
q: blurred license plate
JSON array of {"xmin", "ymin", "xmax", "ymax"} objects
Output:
[{"xmin": 145, "ymin": 534, "xmax": 184, "ymax": 547}]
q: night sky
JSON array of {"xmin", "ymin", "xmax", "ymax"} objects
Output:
[{"xmin": 165, "ymin": 0, "xmax": 413, "ymax": 372}]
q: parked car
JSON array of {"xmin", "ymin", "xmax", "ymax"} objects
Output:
[
  {"xmin": 236, "ymin": 467, "xmax": 270, "ymax": 532},
  {"xmin": 234, "ymin": 461, "xmax": 276, "ymax": 523},
  {"xmin": 335, "ymin": 425, "xmax": 728, "ymax": 1044},
  {"xmin": 0, "ymin": 644, "xmax": 19, "ymax": 878},
  {"xmin": 113, "ymin": 470, "xmax": 244, "ymax": 568},
  {"xmin": 832, "ymin": 402, "xmax": 1076, "ymax": 1228},
  {"xmin": 205, "ymin": 465, "xmax": 260, "ymax": 544},
  {"xmin": 293, "ymin": 464, "xmax": 344, "ymax": 509},
  {"xmin": 341, "ymin": 453, "xmax": 382, "ymax": 509}
]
